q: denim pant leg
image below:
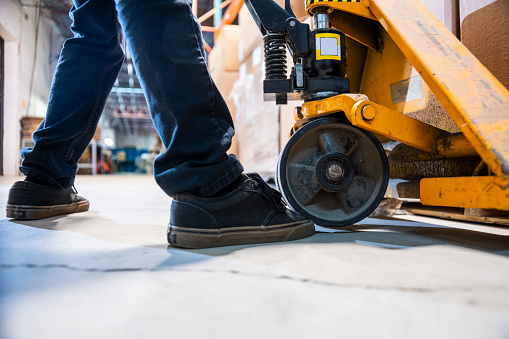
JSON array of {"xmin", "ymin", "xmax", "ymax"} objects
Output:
[
  {"xmin": 114, "ymin": 0, "xmax": 244, "ymax": 197},
  {"xmin": 20, "ymin": 0, "xmax": 124, "ymax": 189}
]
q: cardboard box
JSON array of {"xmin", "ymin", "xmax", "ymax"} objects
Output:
[
  {"xmin": 230, "ymin": 49, "xmax": 280, "ymax": 176},
  {"xmin": 237, "ymin": 38, "xmax": 304, "ymax": 166},
  {"xmin": 460, "ymin": 0, "xmax": 509, "ymax": 89},
  {"xmin": 211, "ymin": 69, "xmax": 239, "ymax": 111},
  {"xmin": 279, "ymin": 103, "xmax": 298, "ymax": 151},
  {"xmin": 238, "ymin": 5, "xmax": 263, "ymax": 63},
  {"xmin": 20, "ymin": 117, "xmax": 43, "ymax": 139},
  {"xmin": 245, "ymin": 43, "xmax": 264, "ymax": 75},
  {"xmin": 238, "ymin": 0, "xmax": 308, "ymax": 63},
  {"xmin": 210, "ymin": 69, "xmax": 240, "ymax": 154},
  {"xmin": 291, "ymin": 0, "xmax": 308, "ymax": 20},
  {"xmin": 208, "ymin": 25, "xmax": 241, "ymax": 73}
]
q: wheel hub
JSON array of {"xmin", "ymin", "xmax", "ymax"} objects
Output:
[
  {"xmin": 326, "ymin": 163, "xmax": 343, "ymax": 180},
  {"xmin": 316, "ymin": 152, "xmax": 354, "ymax": 191}
]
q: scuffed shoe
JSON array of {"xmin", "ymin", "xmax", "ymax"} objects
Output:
[
  {"xmin": 168, "ymin": 173, "xmax": 315, "ymax": 248},
  {"xmin": 6, "ymin": 181, "xmax": 90, "ymax": 220}
]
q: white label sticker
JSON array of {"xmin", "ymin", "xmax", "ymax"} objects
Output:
[
  {"xmin": 390, "ymin": 75, "xmax": 423, "ymax": 104},
  {"xmin": 320, "ymin": 37, "xmax": 339, "ymax": 56}
]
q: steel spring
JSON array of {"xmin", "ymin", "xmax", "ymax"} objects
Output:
[{"xmin": 263, "ymin": 34, "xmax": 287, "ymax": 79}]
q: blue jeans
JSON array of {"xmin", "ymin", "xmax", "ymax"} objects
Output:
[{"xmin": 20, "ymin": 0, "xmax": 243, "ymax": 197}]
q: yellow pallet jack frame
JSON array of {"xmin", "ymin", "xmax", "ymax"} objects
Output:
[{"xmin": 297, "ymin": 0, "xmax": 509, "ymax": 211}]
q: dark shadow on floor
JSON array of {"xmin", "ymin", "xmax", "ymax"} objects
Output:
[
  {"xmin": 179, "ymin": 219, "xmax": 509, "ymax": 257},
  {"xmin": 6, "ymin": 212, "xmax": 509, "ymax": 259}
]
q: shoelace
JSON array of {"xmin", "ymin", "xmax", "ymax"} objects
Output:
[
  {"xmin": 71, "ymin": 185, "xmax": 79, "ymax": 203},
  {"xmin": 246, "ymin": 173, "xmax": 287, "ymax": 212}
]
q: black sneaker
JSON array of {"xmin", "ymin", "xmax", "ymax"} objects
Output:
[
  {"xmin": 6, "ymin": 181, "xmax": 90, "ymax": 220},
  {"xmin": 168, "ymin": 173, "xmax": 315, "ymax": 248}
]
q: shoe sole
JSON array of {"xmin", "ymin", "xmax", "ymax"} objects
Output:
[
  {"xmin": 6, "ymin": 200, "xmax": 90, "ymax": 220},
  {"xmin": 167, "ymin": 220, "xmax": 315, "ymax": 249}
]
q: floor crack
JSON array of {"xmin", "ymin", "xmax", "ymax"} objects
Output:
[
  {"xmin": 0, "ymin": 264, "xmax": 147, "ymax": 273},
  {"xmin": 2, "ymin": 264, "xmax": 507, "ymax": 294}
]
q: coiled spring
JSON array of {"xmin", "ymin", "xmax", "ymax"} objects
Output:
[{"xmin": 263, "ymin": 34, "xmax": 287, "ymax": 80}]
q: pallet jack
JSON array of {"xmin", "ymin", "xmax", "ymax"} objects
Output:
[{"xmin": 242, "ymin": 0, "xmax": 509, "ymax": 226}]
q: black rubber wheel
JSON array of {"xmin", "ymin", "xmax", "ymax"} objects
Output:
[{"xmin": 276, "ymin": 117, "xmax": 389, "ymax": 227}]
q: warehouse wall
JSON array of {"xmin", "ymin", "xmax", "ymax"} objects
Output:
[{"xmin": 0, "ymin": 0, "xmax": 62, "ymax": 175}]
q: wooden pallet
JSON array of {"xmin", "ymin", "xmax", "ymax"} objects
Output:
[{"xmin": 402, "ymin": 202, "xmax": 509, "ymax": 226}]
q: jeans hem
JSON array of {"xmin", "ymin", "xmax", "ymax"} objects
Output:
[
  {"xmin": 199, "ymin": 157, "xmax": 244, "ymax": 197},
  {"xmin": 19, "ymin": 166, "xmax": 65, "ymax": 189}
]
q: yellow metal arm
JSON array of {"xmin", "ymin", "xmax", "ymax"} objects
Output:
[
  {"xmin": 300, "ymin": 94, "xmax": 477, "ymax": 158},
  {"xmin": 366, "ymin": 0, "xmax": 509, "ymax": 181}
]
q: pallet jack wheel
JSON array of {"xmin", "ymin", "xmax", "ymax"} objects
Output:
[{"xmin": 276, "ymin": 117, "xmax": 389, "ymax": 227}]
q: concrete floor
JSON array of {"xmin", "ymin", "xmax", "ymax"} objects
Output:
[{"xmin": 1, "ymin": 175, "xmax": 509, "ymax": 339}]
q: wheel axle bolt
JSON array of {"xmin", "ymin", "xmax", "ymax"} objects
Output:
[
  {"xmin": 361, "ymin": 105, "xmax": 376, "ymax": 120},
  {"xmin": 327, "ymin": 164, "xmax": 343, "ymax": 180}
]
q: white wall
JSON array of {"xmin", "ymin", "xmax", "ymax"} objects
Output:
[
  {"xmin": 419, "ymin": 0, "xmax": 460, "ymax": 37},
  {"xmin": 0, "ymin": 0, "xmax": 63, "ymax": 175},
  {"xmin": 459, "ymin": 0, "xmax": 497, "ymax": 24}
]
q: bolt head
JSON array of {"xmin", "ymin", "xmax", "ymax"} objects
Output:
[{"xmin": 361, "ymin": 105, "xmax": 376, "ymax": 120}]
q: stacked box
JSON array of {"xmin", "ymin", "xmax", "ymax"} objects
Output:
[
  {"xmin": 209, "ymin": 25, "xmax": 241, "ymax": 74},
  {"xmin": 238, "ymin": 0, "xmax": 307, "ymax": 63},
  {"xmin": 20, "ymin": 117, "xmax": 43, "ymax": 140},
  {"xmin": 460, "ymin": 0, "xmax": 509, "ymax": 89},
  {"xmin": 20, "ymin": 117, "xmax": 100, "ymax": 141},
  {"xmin": 238, "ymin": 5, "xmax": 263, "ymax": 65},
  {"xmin": 208, "ymin": 24, "xmax": 241, "ymax": 155},
  {"xmin": 232, "ymin": 3, "xmax": 281, "ymax": 176},
  {"xmin": 234, "ymin": 3, "xmax": 310, "ymax": 175},
  {"xmin": 231, "ymin": 48, "xmax": 281, "ymax": 176}
]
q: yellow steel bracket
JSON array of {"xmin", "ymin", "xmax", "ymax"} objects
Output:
[
  {"xmin": 306, "ymin": 0, "xmax": 380, "ymax": 50},
  {"xmin": 300, "ymin": 94, "xmax": 476, "ymax": 158},
  {"xmin": 306, "ymin": 0, "xmax": 376, "ymax": 20},
  {"xmin": 421, "ymin": 177, "xmax": 509, "ymax": 211}
]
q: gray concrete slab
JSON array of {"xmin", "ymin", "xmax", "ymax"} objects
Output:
[{"xmin": 1, "ymin": 175, "xmax": 509, "ymax": 339}]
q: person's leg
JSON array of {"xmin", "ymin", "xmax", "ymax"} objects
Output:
[
  {"xmin": 114, "ymin": 0, "xmax": 243, "ymax": 197},
  {"xmin": 7, "ymin": 0, "xmax": 123, "ymax": 220},
  {"xmin": 20, "ymin": 0, "xmax": 124, "ymax": 189},
  {"xmin": 114, "ymin": 0, "xmax": 315, "ymax": 248}
]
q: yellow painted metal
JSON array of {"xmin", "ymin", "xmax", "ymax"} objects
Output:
[
  {"xmin": 359, "ymin": 30, "xmax": 435, "ymax": 117},
  {"xmin": 308, "ymin": 1, "xmax": 461, "ymax": 135},
  {"xmin": 421, "ymin": 177, "xmax": 509, "ymax": 211},
  {"xmin": 300, "ymin": 94, "xmax": 477, "ymax": 158},
  {"xmin": 300, "ymin": 0, "xmax": 509, "ymax": 211},
  {"xmin": 306, "ymin": 0, "xmax": 376, "ymax": 20},
  {"xmin": 329, "ymin": 11, "xmax": 379, "ymax": 51},
  {"xmin": 365, "ymin": 0, "xmax": 509, "ymax": 181},
  {"xmin": 320, "ymin": 12, "xmax": 462, "ymax": 134}
]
